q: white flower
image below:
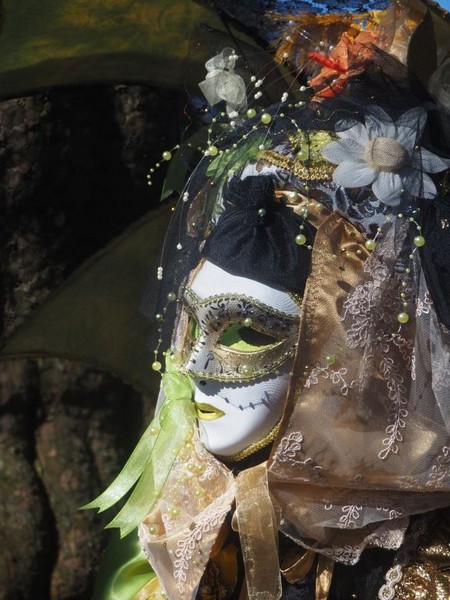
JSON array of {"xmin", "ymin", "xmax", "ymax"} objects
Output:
[{"xmin": 322, "ymin": 106, "xmax": 450, "ymax": 206}]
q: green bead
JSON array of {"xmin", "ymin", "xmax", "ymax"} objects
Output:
[
  {"xmin": 155, "ymin": 313, "xmax": 164, "ymax": 322},
  {"xmin": 365, "ymin": 239, "xmax": 377, "ymax": 251},
  {"xmin": 325, "ymin": 354, "xmax": 336, "ymax": 366},
  {"xmin": 243, "ymin": 317, "xmax": 253, "ymax": 327},
  {"xmin": 152, "ymin": 361, "xmax": 162, "ymax": 372},
  {"xmin": 167, "ymin": 292, "xmax": 176, "ymax": 302},
  {"xmin": 246, "ymin": 108, "xmax": 257, "ymax": 118},
  {"xmin": 258, "ymin": 208, "xmax": 266, "ymax": 217},
  {"xmin": 397, "ymin": 312, "xmax": 409, "ymax": 324},
  {"xmin": 295, "ymin": 233, "xmax": 307, "ymax": 245},
  {"xmin": 162, "ymin": 151, "xmax": 172, "ymax": 161},
  {"xmin": 241, "ymin": 365, "xmax": 254, "ymax": 377},
  {"xmin": 208, "ymin": 145, "xmax": 219, "ymax": 156},
  {"xmin": 261, "ymin": 112, "xmax": 272, "ymax": 124},
  {"xmin": 413, "ymin": 235, "xmax": 425, "ymax": 247}
]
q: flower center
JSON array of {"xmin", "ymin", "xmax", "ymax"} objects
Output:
[{"xmin": 364, "ymin": 137, "xmax": 409, "ymax": 172}]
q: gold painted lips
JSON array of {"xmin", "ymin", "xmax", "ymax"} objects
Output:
[{"xmin": 194, "ymin": 402, "xmax": 225, "ymax": 421}]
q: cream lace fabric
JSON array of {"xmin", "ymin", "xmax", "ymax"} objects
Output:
[
  {"xmin": 269, "ymin": 211, "xmax": 450, "ymax": 565},
  {"xmin": 139, "ymin": 433, "xmax": 236, "ymax": 600}
]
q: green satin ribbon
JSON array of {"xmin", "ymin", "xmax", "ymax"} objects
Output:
[
  {"xmin": 82, "ymin": 351, "xmax": 195, "ymax": 537},
  {"xmin": 92, "ymin": 531, "xmax": 156, "ymax": 600}
]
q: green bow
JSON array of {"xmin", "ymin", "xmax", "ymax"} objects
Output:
[{"xmin": 82, "ymin": 351, "xmax": 195, "ymax": 537}]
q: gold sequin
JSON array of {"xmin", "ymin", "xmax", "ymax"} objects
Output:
[
  {"xmin": 389, "ymin": 509, "xmax": 450, "ymax": 599},
  {"xmin": 262, "ymin": 149, "xmax": 335, "ymax": 181}
]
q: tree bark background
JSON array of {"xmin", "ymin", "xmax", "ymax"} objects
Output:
[{"xmin": 0, "ymin": 85, "xmax": 180, "ymax": 599}]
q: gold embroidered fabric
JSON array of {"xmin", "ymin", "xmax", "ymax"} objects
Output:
[{"xmin": 388, "ymin": 509, "xmax": 450, "ymax": 599}]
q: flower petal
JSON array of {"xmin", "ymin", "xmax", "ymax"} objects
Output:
[
  {"xmin": 365, "ymin": 106, "xmax": 395, "ymax": 139},
  {"xmin": 412, "ymin": 147, "xmax": 450, "ymax": 173},
  {"xmin": 371, "ymin": 171, "xmax": 403, "ymax": 206},
  {"xmin": 396, "ymin": 125, "xmax": 420, "ymax": 155},
  {"xmin": 321, "ymin": 139, "xmax": 364, "ymax": 164},
  {"xmin": 332, "ymin": 160, "xmax": 377, "ymax": 188},
  {"xmin": 395, "ymin": 107, "xmax": 427, "ymax": 140},
  {"xmin": 402, "ymin": 168, "xmax": 437, "ymax": 199},
  {"xmin": 395, "ymin": 109, "xmax": 427, "ymax": 155},
  {"xmin": 336, "ymin": 121, "xmax": 369, "ymax": 145}
]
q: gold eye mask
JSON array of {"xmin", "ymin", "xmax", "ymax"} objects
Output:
[{"xmin": 181, "ymin": 287, "xmax": 300, "ymax": 381}]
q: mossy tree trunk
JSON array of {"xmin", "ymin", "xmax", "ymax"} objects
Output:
[{"xmin": 0, "ymin": 85, "xmax": 179, "ymax": 599}]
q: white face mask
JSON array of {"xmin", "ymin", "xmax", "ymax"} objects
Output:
[{"xmin": 181, "ymin": 260, "xmax": 301, "ymax": 458}]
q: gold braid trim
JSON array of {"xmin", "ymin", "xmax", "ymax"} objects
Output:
[
  {"xmin": 217, "ymin": 420, "xmax": 281, "ymax": 463},
  {"xmin": 262, "ymin": 150, "xmax": 334, "ymax": 181}
]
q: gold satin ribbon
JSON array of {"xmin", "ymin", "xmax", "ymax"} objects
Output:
[
  {"xmin": 234, "ymin": 461, "xmax": 336, "ymax": 600},
  {"xmin": 235, "ymin": 463, "xmax": 282, "ymax": 600},
  {"xmin": 280, "ymin": 548, "xmax": 334, "ymax": 599},
  {"xmin": 281, "ymin": 550, "xmax": 316, "ymax": 584},
  {"xmin": 315, "ymin": 555, "xmax": 335, "ymax": 600}
]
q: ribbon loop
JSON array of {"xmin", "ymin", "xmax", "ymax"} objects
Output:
[
  {"xmin": 82, "ymin": 351, "xmax": 195, "ymax": 537},
  {"xmin": 235, "ymin": 463, "xmax": 282, "ymax": 600}
]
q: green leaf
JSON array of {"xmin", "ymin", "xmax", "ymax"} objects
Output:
[{"xmin": 206, "ymin": 135, "xmax": 270, "ymax": 181}]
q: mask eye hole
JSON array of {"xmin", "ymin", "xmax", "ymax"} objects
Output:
[
  {"xmin": 219, "ymin": 323, "xmax": 277, "ymax": 351},
  {"xmin": 188, "ymin": 315, "xmax": 200, "ymax": 342}
]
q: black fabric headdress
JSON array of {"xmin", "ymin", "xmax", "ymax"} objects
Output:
[{"xmin": 202, "ymin": 175, "xmax": 315, "ymax": 295}]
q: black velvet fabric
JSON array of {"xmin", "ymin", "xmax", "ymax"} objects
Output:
[
  {"xmin": 280, "ymin": 548, "xmax": 394, "ymax": 599},
  {"xmin": 420, "ymin": 194, "xmax": 450, "ymax": 330},
  {"xmin": 202, "ymin": 175, "xmax": 315, "ymax": 296}
]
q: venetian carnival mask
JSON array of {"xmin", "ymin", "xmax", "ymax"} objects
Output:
[
  {"xmin": 87, "ymin": 7, "xmax": 450, "ymax": 599},
  {"xmin": 181, "ymin": 260, "xmax": 301, "ymax": 458},
  {"xmin": 170, "ymin": 174, "xmax": 313, "ymax": 458}
]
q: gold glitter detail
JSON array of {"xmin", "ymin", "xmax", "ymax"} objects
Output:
[
  {"xmin": 388, "ymin": 509, "xmax": 450, "ymax": 599},
  {"xmin": 288, "ymin": 129, "xmax": 335, "ymax": 160},
  {"xmin": 262, "ymin": 150, "xmax": 334, "ymax": 181},
  {"xmin": 217, "ymin": 420, "xmax": 281, "ymax": 462}
]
